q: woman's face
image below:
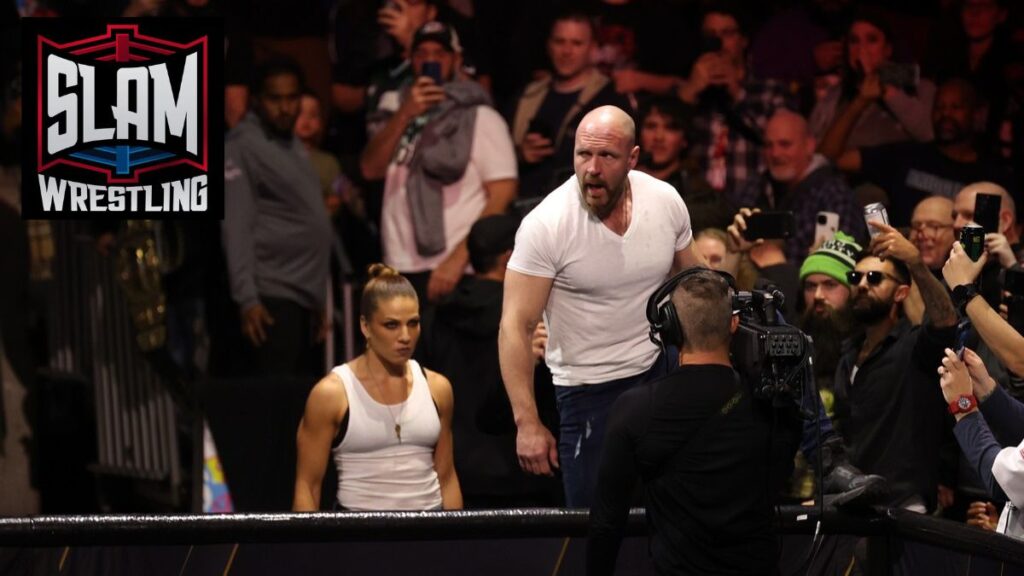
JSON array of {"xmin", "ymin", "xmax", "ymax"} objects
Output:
[
  {"xmin": 361, "ymin": 296, "xmax": 420, "ymax": 365},
  {"xmin": 847, "ymin": 20, "xmax": 892, "ymax": 75}
]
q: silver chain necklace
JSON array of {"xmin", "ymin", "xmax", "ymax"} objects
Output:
[{"xmin": 365, "ymin": 357, "xmax": 409, "ymax": 443}]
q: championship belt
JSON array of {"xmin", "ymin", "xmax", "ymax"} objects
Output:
[{"xmin": 116, "ymin": 220, "xmax": 184, "ymax": 352}]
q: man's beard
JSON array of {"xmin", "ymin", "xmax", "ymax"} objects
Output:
[
  {"xmin": 800, "ymin": 303, "xmax": 854, "ymax": 377},
  {"xmin": 578, "ymin": 176, "xmax": 628, "ymax": 219},
  {"xmin": 851, "ymin": 293, "xmax": 893, "ymax": 325}
]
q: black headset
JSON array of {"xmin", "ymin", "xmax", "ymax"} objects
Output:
[{"xmin": 645, "ymin": 267, "xmax": 737, "ymax": 348}]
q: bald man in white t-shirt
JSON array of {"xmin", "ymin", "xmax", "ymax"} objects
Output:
[{"xmin": 498, "ymin": 106, "xmax": 704, "ymax": 506}]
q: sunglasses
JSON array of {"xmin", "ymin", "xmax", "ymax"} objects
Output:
[{"xmin": 846, "ymin": 270, "xmax": 900, "ymax": 286}]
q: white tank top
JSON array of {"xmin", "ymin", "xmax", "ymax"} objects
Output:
[{"xmin": 331, "ymin": 360, "xmax": 442, "ymax": 511}]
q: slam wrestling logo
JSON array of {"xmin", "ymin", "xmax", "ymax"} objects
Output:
[{"xmin": 21, "ymin": 19, "xmax": 223, "ymax": 219}]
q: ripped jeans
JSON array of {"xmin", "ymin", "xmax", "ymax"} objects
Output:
[{"xmin": 553, "ymin": 350, "xmax": 675, "ymax": 507}]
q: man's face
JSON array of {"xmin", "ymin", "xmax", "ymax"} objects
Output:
[
  {"xmin": 294, "ymin": 94, "xmax": 322, "ymax": 144},
  {"xmin": 910, "ymin": 198, "xmax": 956, "ymax": 269},
  {"xmin": 847, "ymin": 20, "xmax": 892, "ymax": 75},
  {"xmin": 850, "ymin": 257, "xmax": 905, "ymax": 324},
  {"xmin": 702, "ymin": 13, "xmax": 747, "ymax": 63},
  {"xmin": 639, "ymin": 110, "xmax": 685, "ymax": 167},
  {"xmin": 953, "ymin": 189, "xmax": 977, "ymax": 236},
  {"xmin": 961, "ymin": 0, "xmax": 1007, "ymax": 41},
  {"xmin": 764, "ymin": 118, "xmax": 814, "ymax": 183},
  {"xmin": 932, "ymin": 85, "xmax": 974, "ymax": 145},
  {"xmin": 548, "ymin": 20, "xmax": 594, "ymax": 80},
  {"xmin": 256, "ymin": 73, "xmax": 302, "ymax": 138},
  {"xmin": 412, "ymin": 41, "xmax": 456, "ymax": 82},
  {"xmin": 574, "ymin": 121, "xmax": 638, "ymax": 218},
  {"xmin": 802, "ymin": 273, "xmax": 851, "ymax": 318}
]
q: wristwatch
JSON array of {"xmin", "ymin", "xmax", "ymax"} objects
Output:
[
  {"xmin": 952, "ymin": 283, "xmax": 980, "ymax": 311},
  {"xmin": 948, "ymin": 393, "xmax": 978, "ymax": 415}
]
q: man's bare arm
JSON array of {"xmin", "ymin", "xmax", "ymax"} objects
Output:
[{"xmin": 498, "ymin": 270, "xmax": 558, "ymax": 475}]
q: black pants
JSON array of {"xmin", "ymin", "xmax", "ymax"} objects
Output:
[{"xmin": 242, "ymin": 296, "xmax": 319, "ymax": 381}]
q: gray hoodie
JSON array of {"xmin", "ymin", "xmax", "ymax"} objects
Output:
[{"xmin": 222, "ymin": 113, "xmax": 331, "ymax": 312}]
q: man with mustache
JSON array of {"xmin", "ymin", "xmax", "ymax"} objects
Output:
[
  {"xmin": 834, "ymin": 222, "xmax": 958, "ymax": 515},
  {"xmin": 799, "ymin": 232, "xmax": 861, "ymax": 393},
  {"xmin": 499, "ymin": 105, "xmax": 704, "ymax": 506}
]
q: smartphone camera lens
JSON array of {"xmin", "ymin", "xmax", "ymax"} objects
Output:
[{"xmin": 817, "ymin": 214, "xmax": 827, "ymax": 225}]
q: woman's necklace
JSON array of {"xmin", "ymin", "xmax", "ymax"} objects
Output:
[{"xmin": 366, "ymin": 357, "xmax": 408, "ymax": 443}]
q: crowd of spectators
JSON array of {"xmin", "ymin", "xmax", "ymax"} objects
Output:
[{"xmin": 1, "ymin": 0, "xmax": 1024, "ymax": 559}]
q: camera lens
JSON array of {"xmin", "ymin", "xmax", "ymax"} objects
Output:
[{"xmin": 817, "ymin": 214, "xmax": 827, "ymax": 224}]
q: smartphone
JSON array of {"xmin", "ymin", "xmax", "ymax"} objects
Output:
[
  {"xmin": 973, "ymin": 192, "xmax": 1002, "ymax": 234},
  {"xmin": 743, "ymin": 211, "xmax": 796, "ymax": 241},
  {"xmin": 878, "ymin": 62, "xmax": 920, "ymax": 91},
  {"xmin": 814, "ymin": 211, "xmax": 839, "ymax": 246},
  {"xmin": 1003, "ymin": 268, "xmax": 1024, "ymax": 334},
  {"xmin": 864, "ymin": 202, "xmax": 889, "ymax": 238},
  {"xmin": 527, "ymin": 117, "xmax": 554, "ymax": 141},
  {"xmin": 421, "ymin": 61, "xmax": 443, "ymax": 85}
]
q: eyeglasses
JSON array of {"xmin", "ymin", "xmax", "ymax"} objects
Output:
[
  {"xmin": 846, "ymin": 270, "xmax": 901, "ymax": 286},
  {"xmin": 909, "ymin": 221, "xmax": 953, "ymax": 236}
]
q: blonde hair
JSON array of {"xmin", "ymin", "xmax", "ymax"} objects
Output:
[
  {"xmin": 694, "ymin": 228, "xmax": 758, "ymax": 291},
  {"xmin": 360, "ymin": 264, "xmax": 418, "ymax": 318}
]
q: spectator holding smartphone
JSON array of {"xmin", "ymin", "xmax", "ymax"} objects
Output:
[
  {"xmin": 943, "ymin": 241, "xmax": 1024, "ymax": 379},
  {"xmin": 508, "ymin": 10, "xmax": 630, "ymax": 199},
  {"xmin": 677, "ymin": 2, "xmax": 793, "ymax": 197},
  {"xmin": 952, "ymin": 182, "xmax": 1022, "ymax": 269},
  {"xmin": 360, "ymin": 22, "xmax": 517, "ymax": 309},
  {"xmin": 729, "ymin": 110, "xmax": 865, "ymax": 263},
  {"xmin": 812, "ymin": 10, "xmax": 935, "ymax": 154},
  {"xmin": 833, "ymin": 221, "xmax": 958, "ymax": 514},
  {"xmin": 938, "ymin": 344, "xmax": 1024, "ymax": 538}
]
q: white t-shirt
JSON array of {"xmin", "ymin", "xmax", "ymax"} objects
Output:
[
  {"xmin": 508, "ymin": 170, "xmax": 692, "ymax": 386},
  {"xmin": 994, "ymin": 438, "xmax": 1024, "ymax": 539},
  {"xmin": 382, "ymin": 106, "xmax": 517, "ymax": 273}
]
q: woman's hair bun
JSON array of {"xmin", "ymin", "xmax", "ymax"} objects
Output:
[{"xmin": 366, "ymin": 263, "xmax": 398, "ymax": 280}]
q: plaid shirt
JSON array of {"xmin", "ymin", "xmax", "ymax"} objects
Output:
[
  {"xmin": 730, "ymin": 157, "xmax": 866, "ymax": 263},
  {"xmin": 688, "ymin": 79, "xmax": 794, "ymax": 198}
]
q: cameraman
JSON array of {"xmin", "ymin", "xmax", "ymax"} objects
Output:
[{"xmin": 587, "ymin": 269, "xmax": 777, "ymax": 576}]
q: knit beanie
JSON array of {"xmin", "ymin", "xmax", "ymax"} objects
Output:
[{"xmin": 799, "ymin": 231, "xmax": 863, "ymax": 287}]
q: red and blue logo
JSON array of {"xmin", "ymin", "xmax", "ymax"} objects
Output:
[{"xmin": 22, "ymin": 19, "xmax": 223, "ymax": 219}]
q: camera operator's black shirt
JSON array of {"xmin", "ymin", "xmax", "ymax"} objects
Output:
[
  {"xmin": 587, "ymin": 365, "xmax": 777, "ymax": 576},
  {"xmin": 834, "ymin": 319, "xmax": 955, "ymax": 509}
]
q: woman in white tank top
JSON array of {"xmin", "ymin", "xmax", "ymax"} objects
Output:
[{"xmin": 293, "ymin": 264, "xmax": 462, "ymax": 511}]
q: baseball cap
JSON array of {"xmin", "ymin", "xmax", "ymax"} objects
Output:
[
  {"xmin": 412, "ymin": 21, "xmax": 463, "ymax": 54},
  {"xmin": 468, "ymin": 214, "xmax": 519, "ymax": 271}
]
